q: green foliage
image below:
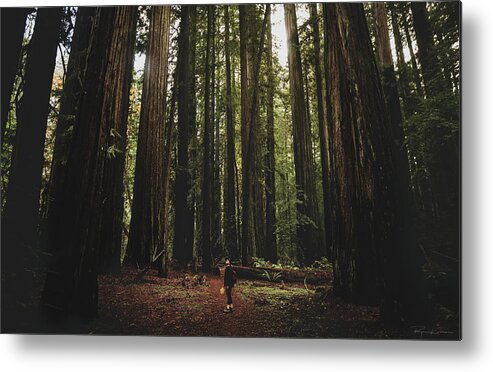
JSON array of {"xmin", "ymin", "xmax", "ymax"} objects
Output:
[{"xmin": 262, "ymin": 269, "xmax": 283, "ymax": 282}]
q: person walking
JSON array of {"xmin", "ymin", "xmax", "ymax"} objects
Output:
[{"xmin": 223, "ymin": 259, "xmax": 236, "ymax": 313}]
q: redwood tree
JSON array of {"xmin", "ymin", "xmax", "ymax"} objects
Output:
[
  {"xmin": 173, "ymin": 5, "xmax": 194, "ymax": 267},
  {"xmin": 239, "ymin": 5, "xmax": 269, "ymax": 265},
  {"xmin": 201, "ymin": 5, "xmax": 214, "ymax": 272},
  {"xmin": 96, "ymin": 7, "xmax": 137, "ymax": 274},
  {"xmin": 41, "ymin": 7, "xmax": 117, "ymax": 321},
  {"xmin": 264, "ymin": 6, "xmax": 277, "ymax": 263},
  {"xmin": 46, "ymin": 8, "xmax": 96, "ymax": 236},
  {"xmin": 309, "ymin": 3, "xmax": 331, "ymax": 258},
  {"xmin": 3, "ymin": 7, "xmax": 62, "ymax": 278},
  {"xmin": 324, "ymin": 3, "xmax": 428, "ymax": 321},
  {"xmin": 127, "ymin": 6, "xmax": 172, "ymax": 270},
  {"xmin": 284, "ymin": 3, "xmax": 321, "ymax": 265},
  {"xmin": 223, "ymin": 5, "xmax": 239, "ymax": 260}
]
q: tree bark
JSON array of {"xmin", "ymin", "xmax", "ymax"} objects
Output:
[
  {"xmin": 240, "ymin": 5, "xmax": 269, "ymax": 265},
  {"xmin": 1, "ymin": 8, "xmax": 31, "ymax": 141},
  {"xmin": 211, "ymin": 7, "xmax": 222, "ymax": 259},
  {"xmin": 324, "ymin": 3, "xmax": 429, "ymax": 322},
  {"xmin": 173, "ymin": 5, "xmax": 194, "ymax": 267},
  {"xmin": 309, "ymin": 3, "xmax": 331, "ymax": 259},
  {"xmin": 284, "ymin": 3, "xmax": 321, "ymax": 265},
  {"xmin": 223, "ymin": 5, "xmax": 239, "ymax": 260},
  {"xmin": 1, "ymin": 7, "xmax": 61, "ymax": 332},
  {"xmin": 41, "ymin": 7, "xmax": 135, "ymax": 321},
  {"xmin": 3, "ymin": 7, "xmax": 62, "ymax": 279},
  {"xmin": 239, "ymin": 5, "xmax": 250, "ymax": 265},
  {"xmin": 126, "ymin": 6, "xmax": 171, "ymax": 270},
  {"xmin": 45, "ymin": 8, "xmax": 96, "ymax": 243},
  {"xmin": 95, "ymin": 7, "xmax": 137, "ymax": 274},
  {"xmin": 201, "ymin": 5, "xmax": 214, "ymax": 273},
  {"xmin": 264, "ymin": 7, "xmax": 277, "ymax": 263}
]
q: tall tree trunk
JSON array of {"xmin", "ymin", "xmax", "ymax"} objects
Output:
[
  {"xmin": 1, "ymin": 8, "xmax": 31, "ymax": 141},
  {"xmin": 402, "ymin": 7, "xmax": 424, "ymax": 96},
  {"xmin": 240, "ymin": 4, "xmax": 269, "ymax": 265},
  {"xmin": 95, "ymin": 7, "xmax": 137, "ymax": 274},
  {"xmin": 173, "ymin": 5, "xmax": 194, "ymax": 267},
  {"xmin": 264, "ymin": 6, "xmax": 277, "ymax": 263},
  {"xmin": 411, "ymin": 2, "xmax": 459, "ymax": 260},
  {"xmin": 389, "ymin": 4, "xmax": 411, "ymax": 115},
  {"xmin": 45, "ymin": 8, "xmax": 96, "ymax": 242},
  {"xmin": 189, "ymin": 5, "xmax": 198, "ymax": 260},
  {"xmin": 250, "ymin": 7, "xmax": 266, "ymax": 260},
  {"xmin": 374, "ymin": 2, "xmax": 426, "ymax": 319},
  {"xmin": 324, "ymin": 3, "xmax": 428, "ymax": 322},
  {"xmin": 239, "ymin": 5, "xmax": 250, "ymax": 265},
  {"xmin": 41, "ymin": 7, "xmax": 138, "ymax": 321},
  {"xmin": 211, "ymin": 7, "xmax": 222, "ymax": 259},
  {"xmin": 126, "ymin": 6, "xmax": 171, "ymax": 270},
  {"xmin": 374, "ymin": 2, "xmax": 406, "ymax": 159},
  {"xmin": 201, "ymin": 5, "xmax": 214, "ymax": 273},
  {"xmin": 3, "ymin": 6, "xmax": 62, "ymax": 271},
  {"xmin": 284, "ymin": 3, "xmax": 321, "ymax": 265},
  {"xmin": 309, "ymin": 3, "xmax": 330, "ymax": 258},
  {"xmin": 1, "ymin": 7, "xmax": 62, "ymax": 332},
  {"xmin": 223, "ymin": 5, "xmax": 239, "ymax": 260},
  {"xmin": 411, "ymin": 3, "xmax": 446, "ymax": 97}
]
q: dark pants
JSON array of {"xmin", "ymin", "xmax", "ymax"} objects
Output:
[{"xmin": 226, "ymin": 286, "xmax": 233, "ymax": 305}]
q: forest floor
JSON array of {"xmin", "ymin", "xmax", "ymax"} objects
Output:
[{"xmin": 83, "ymin": 266, "xmax": 458, "ymax": 339}]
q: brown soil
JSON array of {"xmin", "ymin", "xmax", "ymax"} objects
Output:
[{"xmin": 90, "ymin": 266, "xmax": 423, "ymax": 338}]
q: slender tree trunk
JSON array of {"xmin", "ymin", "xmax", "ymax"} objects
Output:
[
  {"xmin": 250, "ymin": 7, "xmax": 266, "ymax": 260},
  {"xmin": 264, "ymin": 7, "xmax": 277, "ymax": 263},
  {"xmin": 189, "ymin": 5, "xmax": 198, "ymax": 260},
  {"xmin": 389, "ymin": 4, "xmax": 411, "ymax": 115},
  {"xmin": 201, "ymin": 5, "xmax": 214, "ymax": 273},
  {"xmin": 284, "ymin": 3, "xmax": 321, "ymax": 265},
  {"xmin": 159, "ymin": 67, "xmax": 178, "ymax": 277},
  {"xmin": 223, "ymin": 5, "xmax": 239, "ymax": 260},
  {"xmin": 96, "ymin": 7, "xmax": 137, "ymax": 274},
  {"xmin": 411, "ymin": 3, "xmax": 446, "ymax": 97},
  {"xmin": 239, "ymin": 5, "xmax": 251, "ymax": 265},
  {"xmin": 126, "ymin": 6, "xmax": 171, "ymax": 270},
  {"xmin": 173, "ymin": 5, "xmax": 194, "ymax": 267},
  {"xmin": 211, "ymin": 7, "xmax": 222, "ymax": 259},
  {"xmin": 309, "ymin": 3, "xmax": 330, "ymax": 258},
  {"xmin": 402, "ymin": 7, "xmax": 424, "ymax": 96},
  {"xmin": 324, "ymin": 3, "xmax": 429, "ymax": 322},
  {"xmin": 1, "ymin": 8, "xmax": 31, "ymax": 141}
]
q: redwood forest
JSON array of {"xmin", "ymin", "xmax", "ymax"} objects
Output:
[{"xmin": 0, "ymin": 2, "xmax": 460, "ymax": 339}]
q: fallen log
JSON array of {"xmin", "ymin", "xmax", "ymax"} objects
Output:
[{"xmin": 230, "ymin": 265, "xmax": 332, "ymax": 285}]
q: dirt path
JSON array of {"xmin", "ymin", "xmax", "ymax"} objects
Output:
[
  {"xmin": 91, "ymin": 267, "xmax": 388, "ymax": 338},
  {"xmin": 89, "ymin": 267, "xmax": 453, "ymax": 338}
]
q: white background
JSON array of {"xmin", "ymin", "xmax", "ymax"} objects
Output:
[{"xmin": 1, "ymin": 0, "xmax": 491, "ymax": 371}]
